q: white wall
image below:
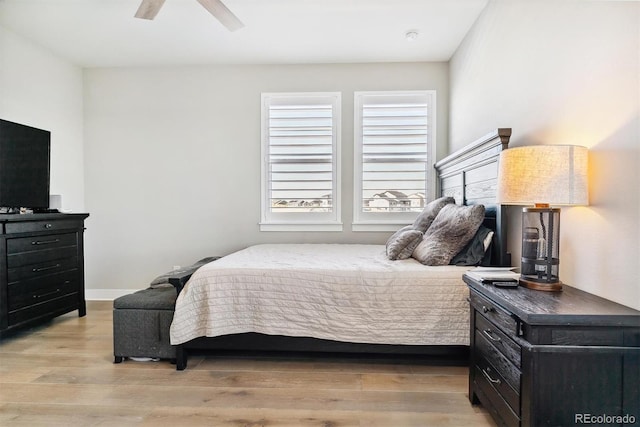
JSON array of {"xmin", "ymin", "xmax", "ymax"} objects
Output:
[
  {"xmin": 450, "ymin": 0, "xmax": 639, "ymax": 308},
  {"xmin": 0, "ymin": 26, "xmax": 85, "ymax": 212},
  {"xmin": 83, "ymin": 62, "xmax": 449, "ymax": 292}
]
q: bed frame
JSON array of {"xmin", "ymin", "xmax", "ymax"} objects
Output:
[
  {"xmin": 436, "ymin": 128, "xmax": 512, "ymax": 268},
  {"xmin": 173, "ymin": 128, "xmax": 512, "ymax": 370}
]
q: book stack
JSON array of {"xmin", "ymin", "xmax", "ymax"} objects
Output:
[{"xmin": 465, "ymin": 267, "xmax": 520, "ymax": 285}]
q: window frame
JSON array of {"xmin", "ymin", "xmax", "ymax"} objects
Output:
[
  {"xmin": 352, "ymin": 90, "xmax": 436, "ymax": 232},
  {"xmin": 260, "ymin": 92, "xmax": 342, "ymax": 232}
]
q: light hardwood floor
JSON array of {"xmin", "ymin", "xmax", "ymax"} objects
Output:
[{"xmin": 0, "ymin": 301, "xmax": 496, "ymax": 426}]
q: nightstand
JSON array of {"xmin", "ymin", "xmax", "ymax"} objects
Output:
[{"xmin": 464, "ymin": 274, "xmax": 640, "ymax": 427}]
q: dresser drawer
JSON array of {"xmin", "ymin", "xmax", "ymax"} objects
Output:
[
  {"xmin": 476, "ymin": 328, "xmax": 521, "ymax": 392},
  {"xmin": 8, "ymin": 292, "xmax": 79, "ymax": 327},
  {"xmin": 7, "ymin": 246, "xmax": 78, "ymax": 269},
  {"xmin": 470, "ymin": 289, "xmax": 519, "ymax": 336},
  {"xmin": 5, "ymin": 219, "xmax": 83, "ymax": 235},
  {"xmin": 8, "ymin": 271, "xmax": 79, "ymax": 311},
  {"xmin": 476, "ymin": 311, "xmax": 522, "ymax": 368},
  {"xmin": 7, "ymin": 257, "xmax": 79, "ymax": 284},
  {"xmin": 6, "ymin": 232, "xmax": 78, "ymax": 255}
]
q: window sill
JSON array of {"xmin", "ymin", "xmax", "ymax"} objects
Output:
[
  {"xmin": 351, "ymin": 222, "xmax": 409, "ymax": 232},
  {"xmin": 260, "ymin": 222, "xmax": 343, "ymax": 232}
]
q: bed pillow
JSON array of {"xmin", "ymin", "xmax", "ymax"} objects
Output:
[
  {"xmin": 412, "ymin": 204, "xmax": 485, "ymax": 266},
  {"xmin": 386, "ymin": 226, "xmax": 424, "ymax": 260},
  {"xmin": 450, "ymin": 225, "xmax": 494, "ymax": 266},
  {"xmin": 411, "ymin": 196, "xmax": 456, "ymax": 233}
]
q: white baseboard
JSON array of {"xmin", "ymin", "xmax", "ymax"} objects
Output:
[{"xmin": 86, "ymin": 288, "xmax": 143, "ymax": 301}]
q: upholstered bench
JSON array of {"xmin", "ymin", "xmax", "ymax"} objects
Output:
[
  {"xmin": 112, "ymin": 256, "xmax": 220, "ymax": 364},
  {"xmin": 113, "ymin": 285, "xmax": 177, "ymax": 363}
]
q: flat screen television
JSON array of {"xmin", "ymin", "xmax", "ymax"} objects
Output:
[{"xmin": 0, "ymin": 119, "xmax": 51, "ymax": 211}]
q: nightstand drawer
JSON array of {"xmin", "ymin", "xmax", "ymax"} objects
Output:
[
  {"xmin": 470, "ymin": 290, "xmax": 519, "ymax": 336},
  {"xmin": 474, "ymin": 364, "xmax": 520, "ymax": 427},
  {"xmin": 476, "ymin": 311, "xmax": 521, "ymax": 368},
  {"xmin": 476, "ymin": 328, "xmax": 521, "ymax": 392},
  {"xmin": 475, "ymin": 356, "xmax": 520, "ymax": 415}
]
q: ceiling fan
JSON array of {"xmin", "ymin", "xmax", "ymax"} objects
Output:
[{"xmin": 134, "ymin": 0, "xmax": 244, "ymax": 32}]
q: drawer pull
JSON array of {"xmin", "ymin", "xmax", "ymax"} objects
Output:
[
  {"xmin": 31, "ymin": 239, "xmax": 60, "ymax": 246},
  {"xmin": 34, "ymin": 288, "xmax": 61, "ymax": 299},
  {"xmin": 32, "ymin": 264, "xmax": 61, "ymax": 272},
  {"xmin": 481, "ymin": 368, "xmax": 501, "ymax": 385},
  {"xmin": 482, "ymin": 305, "xmax": 494, "ymax": 314},
  {"xmin": 45, "ymin": 223, "xmax": 53, "ymax": 229},
  {"xmin": 483, "ymin": 328, "xmax": 502, "ymax": 342}
]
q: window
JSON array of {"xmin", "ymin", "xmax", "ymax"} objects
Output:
[
  {"xmin": 353, "ymin": 91, "xmax": 435, "ymax": 231},
  {"xmin": 260, "ymin": 92, "xmax": 342, "ymax": 231}
]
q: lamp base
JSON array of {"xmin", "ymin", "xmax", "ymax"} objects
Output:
[{"xmin": 519, "ymin": 277, "xmax": 563, "ymax": 292}]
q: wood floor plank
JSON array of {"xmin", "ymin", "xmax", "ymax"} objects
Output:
[
  {"xmin": 143, "ymin": 406, "xmax": 497, "ymax": 427},
  {"xmin": 195, "ymin": 355, "xmax": 421, "ymax": 374},
  {"xmin": 361, "ymin": 373, "xmax": 468, "ymax": 393},
  {"xmin": 0, "ymin": 381, "xmax": 477, "ymax": 413},
  {"xmin": 145, "ymin": 407, "xmax": 361, "ymax": 427},
  {"xmin": 0, "ymin": 352, "xmax": 167, "ymax": 370},
  {"xmin": 0, "ymin": 301, "xmax": 496, "ymax": 426},
  {"xmin": 0, "ymin": 403, "xmax": 149, "ymax": 427},
  {"xmin": 32, "ymin": 367, "xmax": 365, "ymax": 390},
  {"xmin": 0, "ymin": 403, "xmax": 496, "ymax": 427}
]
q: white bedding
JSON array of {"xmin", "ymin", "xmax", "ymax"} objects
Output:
[{"xmin": 170, "ymin": 244, "xmax": 472, "ymax": 346}]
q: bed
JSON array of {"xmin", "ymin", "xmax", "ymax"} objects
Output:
[{"xmin": 170, "ymin": 128, "xmax": 512, "ymax": 370}]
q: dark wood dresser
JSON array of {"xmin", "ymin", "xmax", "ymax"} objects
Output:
[
  {"xmin": 464, "ymin": 275, "xmax": 640, "ymax": 427},
  {"xmin": 0, "ymin": 213, "xmax": 89, "ymax": 337}
]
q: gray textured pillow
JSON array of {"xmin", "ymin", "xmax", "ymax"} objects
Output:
[
  {"xmin": 386, "ymin": 225, "xmax": 424, "ymax": 260},
  {"xmin": 411, "ymin": 196, "xmax": 456, "ymax": 233},
  {"xmin": 412, "ymin": 204, "xmax": 485, "ymax": 266}
]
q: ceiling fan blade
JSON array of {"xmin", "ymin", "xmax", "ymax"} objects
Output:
[
  {"xmin": 195, "ymin": 0, "xmax": 244, "ymax": 31},
  {"xmin": 134, "ymin": 0, "xmax": 166, "ymax": 20}
]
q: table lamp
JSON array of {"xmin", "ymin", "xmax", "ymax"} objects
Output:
[{"xmin": 497, "ymin": 145, "xmax": 588, "ymax": 291}]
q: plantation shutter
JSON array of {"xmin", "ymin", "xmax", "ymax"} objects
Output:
[
  {"xmin": 268, "ymin": 101, "xmax": 334, "ymax": 211},
  {"xmin": 261, "ymin": 93, "xmax": 342, "ymax": 231},
  {"xmin": 360, "ymin": 93, "xmax": 430, "ymax": 212},
  {"xmin": 353, "ymin": 91, "xmax": 435, "ymax": 229}
]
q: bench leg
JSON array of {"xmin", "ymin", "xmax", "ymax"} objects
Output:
[{"xmin": 176, "ymin": 345, "xmax": 187, "ymax": 371}]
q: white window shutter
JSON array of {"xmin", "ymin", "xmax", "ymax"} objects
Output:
[
  {"xmin": 261, "ymin": 93, "xmax": 342, "ymax": 231},
  {"xmin": 353, "ymin": 91, "xmax": 435, "ymax": 230}
]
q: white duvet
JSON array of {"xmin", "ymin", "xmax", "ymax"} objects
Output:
[{"xmin": 170, "ymin": 244, "xmax": 471, "ymax": 346}]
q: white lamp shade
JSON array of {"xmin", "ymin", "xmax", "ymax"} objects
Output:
[{"xmin": 497, "ymin": 145, "xmax": 588, "ymax": 206}]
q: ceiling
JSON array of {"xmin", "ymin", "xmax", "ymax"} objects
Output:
[{"xmin": 0, "ymin": 0, "xmax": 488, "ymax": 68}]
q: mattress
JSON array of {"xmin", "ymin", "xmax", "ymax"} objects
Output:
[{"xmin": 170, "ymin": 244, "xmax": 472, "ymax": 346}]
